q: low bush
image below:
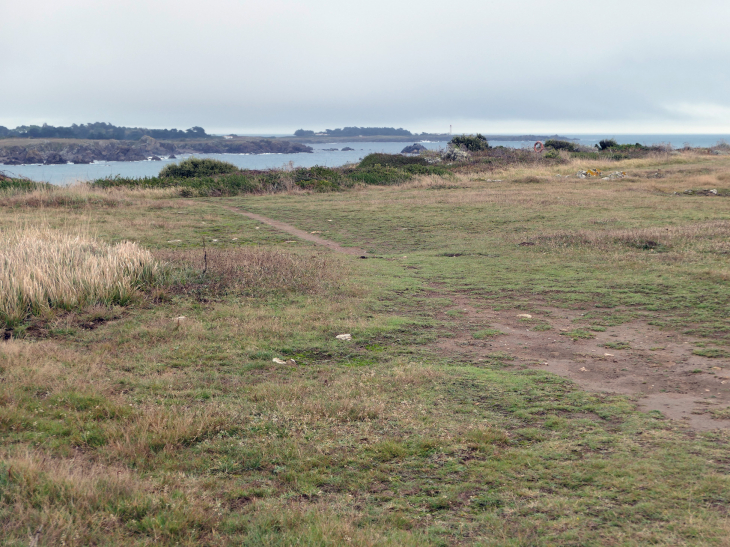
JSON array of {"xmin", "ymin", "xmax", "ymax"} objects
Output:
[
  {"xmin": 357, "ymin": 153, "xmax": 429, "ymax": 169},
  {"xmin": 0, "ymin": 175, "xmax": 50, "ymax": 193},
  {"xmin": 598, "ymin": 139, "xmax": 619, "ymax": 150},
  {"xmin": 450, "ymin": 134, "xmax": 489, "ymax": 151},
  {"xmin": 159, "ymin": 157, "xmax": 238, "ymax": 178},
  {"xmin": 545, "ymin": 139, "xmax": 577, "ymax": 152},
  {"xmin": 92, "ymin": 157, "xmax": 450, "ymax": 195}
]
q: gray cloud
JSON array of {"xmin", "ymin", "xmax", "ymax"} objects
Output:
[{"xmin": 2, "ymin": 0, "xmax": 729, "ymax": 133}]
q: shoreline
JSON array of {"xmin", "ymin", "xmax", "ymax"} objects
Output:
[{"xmin": 0, "ymin": 137, "xmax": 313, "ymax": 166}]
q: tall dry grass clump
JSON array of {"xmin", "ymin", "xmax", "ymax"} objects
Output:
[{"xmin": 0, "ymin": 225, "xmax": 158, "ymax": 327}]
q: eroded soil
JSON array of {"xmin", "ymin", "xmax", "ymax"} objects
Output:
[{"xmin": 433, "ymin": 293, "xmax": 730, "ymax": 430}]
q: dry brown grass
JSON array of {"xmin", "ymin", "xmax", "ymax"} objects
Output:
[
  {"xmin": 524, "ymin": 220, "xmax": 730, "ymax": 252},
  {"xmin": 0, "ymin": 449, "xmax": 220, "ymax": 545},
  {"xmin": 0, "ymin": 224, "xmax": 159, "ymax": 328},
  {"xmin": 154, "ymin": 247, "xmax": 346, "ymax": 298},
  {"xmin": 0, "ymin": 183, "xmax": 179, "ymax": 209}
]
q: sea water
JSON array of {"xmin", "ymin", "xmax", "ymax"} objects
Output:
[
  {"xmin": 1, "ymin": 141, "xmax": 449, "ymax": 185},
  {"xmin": 4, "ymin": 135, "xmax": 729, "ymax": 186}
]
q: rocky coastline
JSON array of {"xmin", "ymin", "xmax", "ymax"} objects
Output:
[{"xmin": 0, "ymin": 137, "xmax": 313, "ymax": 165}]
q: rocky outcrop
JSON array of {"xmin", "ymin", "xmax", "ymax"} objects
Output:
[
  {"xmin": 401, "ymin": 143, "xmax": 427, "ymax": 154},
  {"xmin": 0, "ymin": 137, "xmax": 313, "ymax": 165}
]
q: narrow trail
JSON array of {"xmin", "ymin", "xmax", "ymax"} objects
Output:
[
  {"xmin": 220, "ymin": 205, "xmax": 369, "ymax": 256},
  {"xmin": 210, "ymin": 202, "xmax": 730, "ymax": 430}
]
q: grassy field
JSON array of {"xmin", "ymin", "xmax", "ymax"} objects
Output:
[{"xmin": 1, "ymin": 150, "xmax": 730, "ymax": 545}]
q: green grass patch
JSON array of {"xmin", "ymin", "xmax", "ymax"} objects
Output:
[
  {"xmin": 603, "ymin": 341, "xmax": 632, "ymax": 350},
  {"xmin": 561, "ymin": 329, "xmax": 595, "ymax": 340},
  {"xmin": 472, "ymin": 328, "xmax": 504, "ymax": 339},
  {"xmin": 693, "ymin": 347, "xmax": 730, "ymax": 358}
]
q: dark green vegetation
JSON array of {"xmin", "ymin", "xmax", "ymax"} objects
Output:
[
  {"xmin": 450, "ymin": 133, "xmax": 490, "ymax": 151},
  {"xmin": 92, "ymin": 154, "xmax": 450, "ymax": 196},
  {"xmin": 597, "ymin": 139, "xmax": 648, "ymax": 152},
  {"xmin": 0, "ymin": 173, "xmax": 50, "ymax": 192},
  {"xmin": 159, "ymin": 158, "xmax": 239, "ymax": 179},
  {"xmin": 0, "ymin": 122, "xmax": 208, "ymax": 140},
  {"xmin": 1, "ymin": 151, "xmax": 730, "ymax": 545},
  {"xmin": 545, "ymin": 139, "xmax": 579, "ymax": 152}
]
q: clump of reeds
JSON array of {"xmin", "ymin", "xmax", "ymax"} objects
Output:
[{"xmin": 0, "ymin": 225, "xmax": 159, "ymax": 328}]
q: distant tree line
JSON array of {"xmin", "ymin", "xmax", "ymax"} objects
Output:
[
  {"xmin": 294, "ymin": 127, "xmax": 413, "ymax": 137},
  {"xmin": 0, "ymin": 122, "xmax": 209, "ymax": 140}
]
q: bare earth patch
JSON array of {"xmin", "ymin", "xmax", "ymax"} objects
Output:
[{"xmin": 432, "ymin": 292, "xmax": 730, "ymax": 430}]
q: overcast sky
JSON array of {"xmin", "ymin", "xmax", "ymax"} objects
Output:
[{"xmin": 2, "ymin": 0, "xmax": 729, "ymax": 134}]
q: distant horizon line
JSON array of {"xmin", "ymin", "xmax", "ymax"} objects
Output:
[{"xmin": 211, "ymin": 131, "xmax": 730, "ymax": 138}]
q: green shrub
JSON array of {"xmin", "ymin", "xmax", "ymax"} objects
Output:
[
  {"xmin": 357, "ymin": 153, "xmax": 428, "ymax": 169},
  {"xmin": 159, "ymin": 157, "xmax": 238, "ymax": 178},
  {"xmin": 450, "ymin": 134, "xmax": 489, "ymax": 151},
  {"xmin": 544, "ymin": 139, "xmax": 577, "ymax": 152},
  {"xmin": 348, "ymin": 167, "xmax": 414, "ymax": 186},
  {"xmin": 293, "ymin": 166, "xmax": 346, "ymax": 191},
  {"xmin": 0, "ymin": 176, "xmax": 50, "ymax": 192},
  {"xmin": 91, "ymin": 157, "xmax": 450, "ymax": 195},
  {"xmin": 598, "ymin": 139, "xmax": 618, "ymax": 150}
]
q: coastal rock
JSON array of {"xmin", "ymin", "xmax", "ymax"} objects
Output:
[
  {"xmin": 150, "ymin": 156, "xmax": 162, "ymax": 161},
  {"xmin": 25, "ymin": 149, "xmax": 45, "ymax": 164},
  {"xmin": 442, "ymin": 147, "xmax": 469, "ymax": 161},
  {"xmin": 44, "ymin": 152, "xmax": 66, "ymax": 165},
  {"xmin": 341, "ymin": 147, "xmax": 355, "ymax": 151},
  {"xmin": 0, "ymin": 138, "xmax": 313, "ymax": 165},
  {"xmin": 401, "ymin": 143, "xmax": 427, "ymax": 154}
]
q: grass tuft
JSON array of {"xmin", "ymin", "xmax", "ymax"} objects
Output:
[{"xmin": 0, "ymin": 225, "xmax": 158, "ymax": 328}]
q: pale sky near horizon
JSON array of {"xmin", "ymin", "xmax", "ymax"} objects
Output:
[{"xmin": 2, "ymin": 0, "xmax": 729, "ymax": 134}]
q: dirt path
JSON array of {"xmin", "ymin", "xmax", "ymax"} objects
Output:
[
  {"xmin": 221, "ymin": 205, "xmax": 369, "ymax": 256},
  {"xmin": 202, "ymin": 202, "xmax": 730, "ymax": 429},
  {"xmin": 431, "ymin": 292, "xmax": 730, "ymax": 430}
]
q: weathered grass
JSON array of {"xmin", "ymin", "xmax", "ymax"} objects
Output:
[
  {"xmin": 0, "ymin": 225, "xmax": 159, "ymax": 328},
  {"xmin": 154, "ymin": 247, "xmax": 347, "ymax": 298},
  {"xmin": 526, "ymin": 220, "xmax": 730, "ymax": 251},
  {"xmin": 2, "ymin": 152, "xmax": 730, "ymax": 545},
  {"xmin": 0, "ymin": 183, "xmax": 179, "ymax": 208}
]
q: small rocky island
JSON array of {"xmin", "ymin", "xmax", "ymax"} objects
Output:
[{"xmin": 0, "ymin": 136, "xmax": 313, "ymax": 165}]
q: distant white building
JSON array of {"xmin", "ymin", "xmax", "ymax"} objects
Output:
[{"xmin": 224, "ymin": 134, "xmax": 236, "ymax": 139}]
